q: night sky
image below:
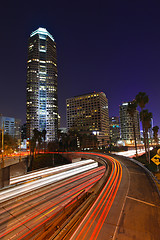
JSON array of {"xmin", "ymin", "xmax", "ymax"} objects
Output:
[{"xmin": 0, "ymin": 1, "xmax": 160, "ymax": 129}]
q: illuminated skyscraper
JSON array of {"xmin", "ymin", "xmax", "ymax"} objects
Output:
[
  {"xmin": 26, "ymin": 27, "xmax": 58, "ymax": 141},
  {"xmin": 119, "ymin": 102, "xmax": 140, "ymax": 144}
]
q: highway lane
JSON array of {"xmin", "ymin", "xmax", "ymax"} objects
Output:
[
  {"xmin": 65, "ymin": 154, "xmax": 122, "ymax": 240},
  {"xmin": 0, "ymin": 164, "xmax": 105, "ymax": 239},
  {"xmin": 1, "ymin": 152, "xmax": 159, "ymax": 240},
  {"xmin": 111, "ymin": 154, "xmax": 160, "ymax": 240},
  {"xmin": 0, "ymin": 160, "xmax": 98, "ymax": 203},
  {"xmin": 56, "ymin": 152, "xmax": 160, "ymax": 240},
  {"xmin": 10, "ymin": 159, "xmax": 95, "ymax": 185}
]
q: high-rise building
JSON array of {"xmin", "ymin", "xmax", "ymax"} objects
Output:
[
  {"xmin": 26, "ymin": 27, "xmax": 58, "ymax": 142},
  {"xmin": 119, "ymin": 102, "xmax": 140, "ymax": 144},
  {"xmin": 66, "ymin": 92, "xmax": 110, "ymax": 146},
  {"xmin": 109, "ymin": 116, "xmax": 120, "ymax": 145}
]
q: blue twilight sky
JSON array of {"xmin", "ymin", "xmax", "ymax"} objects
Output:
[{"xmin": 0, "ymin": 0, "xmax": 160, "ymax": 129}]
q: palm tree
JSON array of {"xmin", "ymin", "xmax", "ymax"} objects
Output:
[
  {"xmin": 135, "ymin": 92, "xmax": 149, "ymax": 110},
  {"xmin": 42, "ymin": 129, "xmax": 46, "ymax": 152},
  {"xmin": 127, "ymin": 100, "xmax": 138, "ymax": 156},
  {"xmin": 140, "ymin": 110, "xmax": 152, "ymax": 163},
  {"xmin": 33, "ymin": 128, "xmax": 42, "ymax": 154},
  {"xmin": 135, "ymin": 92, "xmax": 149, "ymax": 158},
  {"xmin": 152, "ymin": 126, "xmax": 159, "ymax": 146}
]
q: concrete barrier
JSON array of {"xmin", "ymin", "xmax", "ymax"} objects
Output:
[{"xmin": 0, "ymin": 157, "xmax": 29, "ymax": 189}]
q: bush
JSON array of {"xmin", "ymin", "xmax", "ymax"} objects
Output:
[
  {"xmin": 31, "ymin": 153, "xmax": 70, "ymax": 170},
  {"xmin": 32, "ymin": 153, "xmax": 53, "ymax": 170}
]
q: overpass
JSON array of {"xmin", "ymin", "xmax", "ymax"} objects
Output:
[{"xmin": 0, "ymin": 152, "xmax": 30, "ymax": 188}]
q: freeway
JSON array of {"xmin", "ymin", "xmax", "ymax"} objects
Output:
[
  {"xmin": 1, "ymin": 160, "xmax": 98, "ymax": 203},
  {"xmin": 0, "ymin": 160, "xmax": 105, "ymax": 239},
  {"xmin": 58, "ymin": 153, "xmax": 122, "ymax": 240},
  {"xmin": 10, "ymin": 159, "xmax": 96, "ymax": 185},
  {"xmin": 56, "ymin": 152, "xmax": 160, "ymax": 240},
  {"xmin": 1, "ymin": 152, "xmax": 159, "ymax": 240}
]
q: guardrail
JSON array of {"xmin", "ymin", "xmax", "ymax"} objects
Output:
[{"xmin": 129, "ymin": 157, "xmax": 160, "ymax": 197}]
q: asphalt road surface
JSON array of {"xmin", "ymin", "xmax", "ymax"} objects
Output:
[
  {"xmin": 0, "ymin": 163, "xmax": 105, "ymax": 240},
  {"xmin": 110, "ymin": 154, "xmax": 160, "ymax": 240},
  {"xmin": 60, "ymin": 152, "xmax": 160, "ymax": 240}
]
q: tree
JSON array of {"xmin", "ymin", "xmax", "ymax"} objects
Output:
[
  {"xmin": 79, "ymin": 133, "xmax": 87, "ymax": 150},
  {"xmin": 32, "ymin": 128, "xmax": 42, "ymax": 154},
  {"xmin": 140, "ymin": 110, "xmax": 152, "ymax": 163},
  {"xmin": 152, "ymin": 126, "xmax": 159, "ymax": 146},
  {"xmin": 42, "ymin": 129, "xmax": 46, "ymax": 152},
  {"xmin": 127, "ymin": 100, "xmax": 138, "ymax": 156},
  {"xmin": 1, "ymin": 134, "xmax": 18, "ymax": 155},
  {"xmin": 135, "ymin": 92, "xmax": 149, "ymax": 160},
  {"xmin": 135, "ymin": 92, "xmax": 149, "ymax": 110}
]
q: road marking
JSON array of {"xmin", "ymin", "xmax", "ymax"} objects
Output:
[{"xmin": 126, "ymin": 196, "xmax": 157, "ymax": 207}]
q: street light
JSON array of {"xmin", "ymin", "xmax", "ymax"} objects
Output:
[{"xmin": 0, "ymin": 121, "xmax": 4, "ymax": 168}]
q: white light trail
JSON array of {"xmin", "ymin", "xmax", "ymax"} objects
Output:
[
  {"xmin": 112, "ymin": 147, "xmax": 153, "ymax": 157},
  {"xmin": 11, "ymin": 159, "xmax": 95, "ymax": 184},
  {"xmin": 0, "ymin": 162, "xmax": 98, "ymax": 203}
]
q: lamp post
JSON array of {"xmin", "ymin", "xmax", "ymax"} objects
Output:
[
  {"xmin": 1, "ymin": 121, "xmax": 4, "ymax": 168},
  {"xmin": 19, "ymin": 129, "xmax": 21, "ymax": 162}
]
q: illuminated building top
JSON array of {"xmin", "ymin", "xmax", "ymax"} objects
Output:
[{"xmin": 30, "ymin": 27, "xmax": 55, "ymax": 42}]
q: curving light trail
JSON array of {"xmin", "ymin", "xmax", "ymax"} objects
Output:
[
  {"xmin": 11, "ymin": 159, "xmax": 95, "ymax": 184},
  {"xmin": 0, "ymin": 152, "xmax": 122, "ymax": 240},
  {"xmin": 59, "ymin": 152, "xmax": 123, "ymax": 240},
  {"xmin": 0, "ymin": 161, "xmax": 98, "ymax": 203},
  {"xmin": 0, "ymin": 163, "xmax": 105, "ymax": 240}
]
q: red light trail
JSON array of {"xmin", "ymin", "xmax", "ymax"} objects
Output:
[
  {"xmin": 0, "ymin": 163, "xmax": 104, "ymax": 239},
  {"xmin": 60, "ymin": 152, "xmax": 123, "ymax": 240}
]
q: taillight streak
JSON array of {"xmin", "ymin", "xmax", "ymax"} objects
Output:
[
  {"xmin": 0, "ymin": 166, "xmax": 105, "ymax": 216},
  {"xmin": 67, "ymin": 153, "xmax": 122, "ymax": 240},
  {"xmin": 17, "ymin": 174, "xmax": 103, "ymax": 240},
  {"xmin": 0, "ymin": 172, "xmax": 103, "ymax": 239}
]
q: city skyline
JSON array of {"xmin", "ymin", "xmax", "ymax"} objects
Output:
[{"xmin": 0, "ymin": 1, "xmax": 160, "ymax": 130}]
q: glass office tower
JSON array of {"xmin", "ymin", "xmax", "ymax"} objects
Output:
[{"xmin": 26, "ymin": 27, "xmax": 58, "ymax": 142}]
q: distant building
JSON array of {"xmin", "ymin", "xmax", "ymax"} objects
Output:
[
  {"xmin": 26, "ymin": 27, "xmax": 58, "ymax": 142},
  {"xmin": 58, "ymin": 127, "xmax": 67, "ymax": 134},
  {"xmin": 14, "ymin": 119, "xmax": 21, "ymax": 139},
  {"xmin": 66, "ymin": 92, "xmax": 110, "ymax": 147},
  {"xmin": 119, "ymin": 102, "xmax": 140, "ymax": 144},
  {"xmin": 109, "ymin": 116, "xmax": 120, "ymax": 145},
  {"xmin": 58, "ymin": 114, "xmax": 61, "ymax": 129},
  {"xmin": 0, "ymin": 114, "xmax": 21, "ymax": 139}
]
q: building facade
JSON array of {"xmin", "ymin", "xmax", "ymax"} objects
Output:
[
  {"xmin": 0, "ymin": 114, "xmax": 21, "ymax": 138},
  {"xmin": 26, "ymin": 27, "xmax": 58, "ymax": 142},
  {"xmin": 119, "ymin": 102, "xmax": 141, "ymax": 144},
  {"xmin": 109, "ymin": 116, "xmax": 120, "ymax": 145},
  {"xmin": 66, "ymin": 92, "xmax": 110, "ymax": 147}
]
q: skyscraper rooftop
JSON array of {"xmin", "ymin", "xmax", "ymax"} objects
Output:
[{"xmin": 30, "ymin": 27, "xmax": 55, "ymax": 41}]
